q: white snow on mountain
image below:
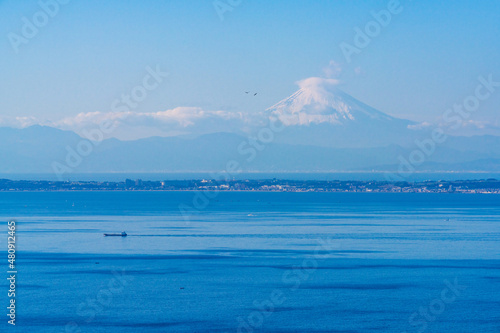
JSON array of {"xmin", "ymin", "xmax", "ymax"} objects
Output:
[{"xmin": 266, "ymin": 77, "xmax": 395, "ymax": 126}]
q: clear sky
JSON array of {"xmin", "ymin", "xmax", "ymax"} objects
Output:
[{"xmin": 1, "ymin": 0, "xmax": 500, "ymax": 135}]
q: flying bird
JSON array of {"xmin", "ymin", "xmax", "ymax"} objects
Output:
[
  {"xmin": 245, "ymin": 91, "xmax": 249, "ymax": 94},
  {"xmin": 254, "ymin": 93, "xmax": 257, "ymax": 96}
]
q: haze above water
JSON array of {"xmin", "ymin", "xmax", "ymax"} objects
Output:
[{"xmin": 2, "ymin": 172, "xmax": 500, "ymax": 182}]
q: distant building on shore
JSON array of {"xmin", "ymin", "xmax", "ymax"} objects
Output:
[{"xmin": 125, "ymin": 179, "xmax": 134, "ymax": 188}]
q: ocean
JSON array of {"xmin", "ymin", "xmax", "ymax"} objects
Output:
[{"xmin": 1, "ymin": 192, "xmax": 499, "ymax": 332}]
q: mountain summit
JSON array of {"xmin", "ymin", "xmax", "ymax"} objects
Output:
[
  {"xmin": 265, "ymin": 77, "xmax": 417, "ymax": 148},
  {"xmin": 267, "ymin": 77, "xmax": 395, "ymax": 126}
]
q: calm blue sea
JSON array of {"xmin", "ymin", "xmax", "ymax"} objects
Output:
[{"xmin": 1, "ymin": 192, "xmax": 499, "ymax": 332}]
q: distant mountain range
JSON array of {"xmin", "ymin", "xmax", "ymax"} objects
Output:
[
  {"xmin": 1, "ymin": 125, "xmax": 500, "ymax": 175},
  {"xmin": 2, "ymin": 78, "xmax": 500, "ymax": 175}
]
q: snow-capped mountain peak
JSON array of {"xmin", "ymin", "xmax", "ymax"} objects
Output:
[{"xmin": 266, "ymin": 77, "xmax": 394, "ymax": 126}]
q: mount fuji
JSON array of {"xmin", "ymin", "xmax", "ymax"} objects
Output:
[
  {"xmin": 2, "ymin": 77, "xmax": 500, "ymax": 174},
  {"xmin": 264, "ymin": 77, "xmax": 419, "ymax": 148}
]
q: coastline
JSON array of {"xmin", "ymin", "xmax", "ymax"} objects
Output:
[{"xmin": 1, "ymin": 178, "xmax": 500, "ymax": 193}]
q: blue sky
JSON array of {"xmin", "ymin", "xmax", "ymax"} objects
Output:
[{"xmin": 1, "ymin": 0, "xmax": 499, "ymax": 137}]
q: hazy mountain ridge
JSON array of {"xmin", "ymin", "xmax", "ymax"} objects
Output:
[
  {"xmin": 1, "ymin": 125, "xmax": 500, "ymax": 174},
  {"xmin": 2, "ymin": 80, "xmax": 499, "ymax": 174}
]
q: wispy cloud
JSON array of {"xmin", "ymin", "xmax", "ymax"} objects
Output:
[
  {"xmin": 439, "ymin": 119, "xmax": 500, "ymax": 136},
  {"xmin": 0, "ymin": 115, "xmax": 43, "ymax": 128},
  {"xmin": 322, "ymin": 60, "xmax": 342, "ymax": 79},
  {"xmin": 0, "ymin": 107, "xmax": 261, "ymax": 140},
  {"xmin": 408, "ymin": 119, "xmax": 500, "ymax": 136},
  {"xmin": 296, "ymin": 77, "xmax": 341, "ymax": 90},
  {"xmin": 55, "ymin": 107, "xmax": 241, "ymax": 128},
  {"xmin": 52, "ymin": 107, "xmax": 256, "ymax": 140}
]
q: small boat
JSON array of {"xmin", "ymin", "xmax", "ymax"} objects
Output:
[{"xmin": 104, "ymin": 231, "xmax": 127, "ymax": 237}]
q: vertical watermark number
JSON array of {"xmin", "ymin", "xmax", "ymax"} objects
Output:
[{"xmin": 7, "ymin": 220, "xmax": 17, "ymax": 326}]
